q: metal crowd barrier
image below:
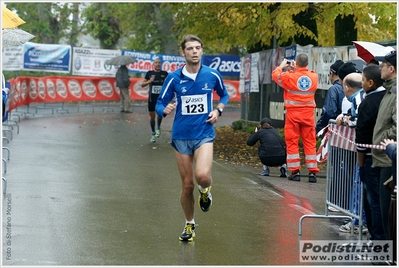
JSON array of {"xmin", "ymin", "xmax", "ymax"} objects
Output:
[{"xmin": 299, "ymin": 120, "xmax": 365, "ymax": 241}]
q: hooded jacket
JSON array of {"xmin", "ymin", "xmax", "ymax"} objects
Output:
[{"xmin": 246, "ymin": 127, "xmax": 286, "ymax": 159}]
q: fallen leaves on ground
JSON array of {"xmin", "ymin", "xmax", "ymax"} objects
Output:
[
  {"xmin": 214, "ymin": 126, "xmax": 326, "ymax": 169},
  {"xmin": 214, "ymin": 126, "xmax": 261, "ymax": 168}
]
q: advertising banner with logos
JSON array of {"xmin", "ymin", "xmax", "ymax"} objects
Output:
[
  {"xmin": 284, "ymin": 44, "xmax": 314, "ymax": 68},
  {"xmin": 243, "ymin": 54, "xmax": 251, "ymax": 93},
  {"xmin": 202, "ymin": 55, "xmax": 241, "ymax": 77},
  {"xmin": 253, "ymin": 45, "xmax": 351, "ymax": 90},
  {"xmin": 241, "ymin": 53, "xmax": 260, "ymax": 93},
  {"xmin": 122, "ymin": 50, "xmax": 186, "ymax": 74},
  {"xmin": 3, "ymin": 45, "xmax": 240, "ymax": 78},
  {"xmin": 311, "ymin": 46, "xmax": 349, "ymax": 89},
  {"xmin": 250, "ymin": 52, "xmax": 260, "ymax": 92},
  {"xmin": 6, "ymin": 76, "xmax": 240, "ymax": 111},
  {"xmin": 72, "ymin": 48, "xmax": 122, "ymax": 77},
  {"xmin": 22, "ymin": 42, "xmax": 71, "ymax": 73},
  {"xmin": 257, "ymin": 47, "xmax": 285, "ymax": 86},
  {"xmin": 2, "ymin": 46, "xmax": 24, "ymax": 71}
]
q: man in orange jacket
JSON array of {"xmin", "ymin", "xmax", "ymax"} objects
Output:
[{"xmin": 272, "ymin": 54, "xmax": 319, "ymax": 183}]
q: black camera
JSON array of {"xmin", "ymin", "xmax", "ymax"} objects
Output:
[{"xmin": 287, "ymin": 61, "xmax": 291, "ymax": 64}]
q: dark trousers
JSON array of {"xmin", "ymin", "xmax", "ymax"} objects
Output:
[
  {"xmin": 259, "ymin": 155, "xmax": 286, "ymax": 167},
  {"xmin": 360, "ymin": 156, "xmax": 386, "ymax": 240},
  {"xmin": 379, "ymin": 167, "xmax": 393, "ymax": 240}
]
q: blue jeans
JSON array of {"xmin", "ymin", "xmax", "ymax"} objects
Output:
[{"xmin": 360, "ymin": 156, "xmax": 386, "ymax": 240}]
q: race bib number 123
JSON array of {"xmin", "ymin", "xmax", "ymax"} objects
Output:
[{"xmin": 181, "ymin": 94, "xmax": 208, "ymax": 115}]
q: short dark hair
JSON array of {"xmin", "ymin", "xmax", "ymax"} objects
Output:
[
  {"xmin": 363, "ymin": 65, "xmax": 384, "ymax": 88},
  {"xmin": 296, "ymin": 54, "xmax": 308, "ymax": 67},
  {"xmin": 344, "ymin": 76, "xmax": 362, "ymax": 90},
  {"xmin": 180, "ymin": 35, "xmax": 203, "ymax": 50}
]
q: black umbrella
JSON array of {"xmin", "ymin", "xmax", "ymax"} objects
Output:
[
  {"xmin": 106, "ymin": 55, "xmax": 136, "ymax": 66},
  {"xmin": 347, "ymin": 59, "xmax": 366, "ymax": 72}
]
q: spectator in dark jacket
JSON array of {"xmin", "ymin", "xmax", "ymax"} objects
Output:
[
  {"xmin": 316, "ymin": 60, "xmax": 345, "ymax": 134},
  {"xmin": 247, "ymin": 117, "xmax": 287, "ymax": 177},
  {"xmin": 356, "ymin": 64, "xmax": 386, "ymax": 241},
  {"xmin": 116, "ymin": 65, "xmax": 132, "ymax": 113}
]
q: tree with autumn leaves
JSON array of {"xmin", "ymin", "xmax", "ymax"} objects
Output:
[
  {"xmin": 166, "ymin": 2, "xmax": 396, "ymax": 53},
  {"xmin": 4, "ymin": 2, "xmax": 397, "ymax": 54}
]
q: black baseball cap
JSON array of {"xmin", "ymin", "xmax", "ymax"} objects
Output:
[
  {"xmin": 375, "ymin": 50, "xmax": 396, "ymax": 68},
  {"xmin": 338, "ymin": 62, "xmax": 360, "ymax": 81},
  {"xmin": 330, "ymin": 60, "xmax": 344, "ymax": 74},
  {"xmin": 260, "ymin": 117, "xmax": 272, "ymax": 125}
]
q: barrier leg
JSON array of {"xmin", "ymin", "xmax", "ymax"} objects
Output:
[
  {"xmin": 35, "ymin": 102, "xmax": 54, "ymax": 114},
  {"xmin": 299, "ymin": 214, "xmax": 354, "ymax": 239},
  {"xmin": 56, "ymin": 102, "xmax": 69, "ymax": 114},
  {"xmin": 77, "ymin": 101, "xmax": 94, "ymax": 113},
  {"xmin": 2, "ymin": 147, "xmax": 10, "ymax": 161},
  {"xmin": 103, "ymin": 101, "xmax": 114, "ymax": 112},
  {"xmin": 2, "ymin": 158, "xmax": 7, "ymax": 174},
  {"xmin": 2, "ymin": 177, "xmax": 6, "ymax": 195}
]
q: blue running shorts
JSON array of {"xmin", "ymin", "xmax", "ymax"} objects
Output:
[{"xmin": 171, "ymin": 137, "xmax": 214, "ymax": 155}]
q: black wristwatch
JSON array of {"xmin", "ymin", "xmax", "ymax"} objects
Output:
[{"xmin": 216, "ymin": 107, "xmax": 223, "ymax": 116}]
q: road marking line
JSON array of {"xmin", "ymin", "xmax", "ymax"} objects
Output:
[{"xmin": 288, "ymin": 204, "xmax": 315, "ymax": 215}]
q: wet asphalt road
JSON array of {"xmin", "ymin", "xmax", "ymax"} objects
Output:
[{"xmin": 2, "ymin": 102, "xmax": 366, "ymax": 266}]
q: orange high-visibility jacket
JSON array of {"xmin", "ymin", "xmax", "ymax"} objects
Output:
[{"xmin": 272, "ymin": 67, "xmax": 318, "ymax": 108}]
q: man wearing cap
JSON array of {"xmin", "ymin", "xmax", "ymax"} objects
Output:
[
  {"xmin": 373, "ymin": 50, "xmax": 397, "ymax": 242},
  {"xmin": 246, "ymin": 117, "xmax": 287, "ymax": 177},
  {"xmin": 337, "ymin": 61, "xmax": 361, "ymax": 84},
  {"xmin": 272, "ymin": 54, "xmax": 319, "ymax": 183},
  {"xmin": 316, "ymin": 60, "xmax": 345, "ymax": 134}
]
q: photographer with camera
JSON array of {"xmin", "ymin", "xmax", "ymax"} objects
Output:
[
  {"xmin": 246, "ymin": 117, "xmax": 287, "ymax": 177},
  {"xmin": 272, "ymin": 54, "xmax": 319, "ymax": 182}
]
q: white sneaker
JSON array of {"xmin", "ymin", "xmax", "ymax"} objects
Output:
[
  {"xmin": 328, "ymin": 205, "xmax": 340, "ymax": 212},
  {"xmin": 339, "ymin": 222, "xmax": 368, "ymax": 234},
  {"xmin": 339, "ymin": 221, "xmax": 353, "ymax": 233},
  {"xmin": 279, "ymin": 164, "xmax": 287, "ymax": 177}
]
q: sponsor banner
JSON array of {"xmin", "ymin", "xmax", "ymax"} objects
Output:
[
  {"xmin": 250, "ymin": 52, "xmax": 260, "ymax": 92},
  {"xmin": 7, "ymin": 76, "xmax": 240, "ymax": 111},
  {"xmin": 300, "ymin": 240, "xmax": 393, "ymax": 263},
  {"xmin": 2, "ymin": 46, "xmax": 24, "ymax": 71},
  {"xmin": 252, "ymin": 45, "xmax": 352, "ymax": 89},
  {"xmin": 122, "ymin": 50, "xmax": 186, "ymax": 74},
  {"xmin": 241, "ymin": 53, "xmax": 261, "ymax": 92},
  {"xmin": 256, "ymin": 47, "xmax": 286, "ymax": 86},
  {"xmin": 311, "ymin": 46, "xmax": 349, "ymax": 90},
  {"xmin": 285, "ymin": 45, "xmax": 296, "ymax": 60},
  {"xmin": 72, "ymin": 48, "xmax": 121, "ymax": 77},
  {"xmin": 243, "ymin": 54, "xmax": 251, "ymax": 93},
  {"xmin": 202, "ymin": 55, "xmax": 241, "ymax": 77},
  {"xmin": 286, "ymin": 44, "xmax": 314, "ymax": 66},
  {"xmin": 7, "ymin": 76, "xmax": 118, "ymax": 111},
  {"xmin": 22, "ymin": 42, "xmax": 71, "ymax": 73},
  {"xmin": 296, "ymin": 44, "xmax": 314, "ymax": 66},
  {"xmin": 258, "ymin": 50, "xmax": 273, "ymax": 84}
]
